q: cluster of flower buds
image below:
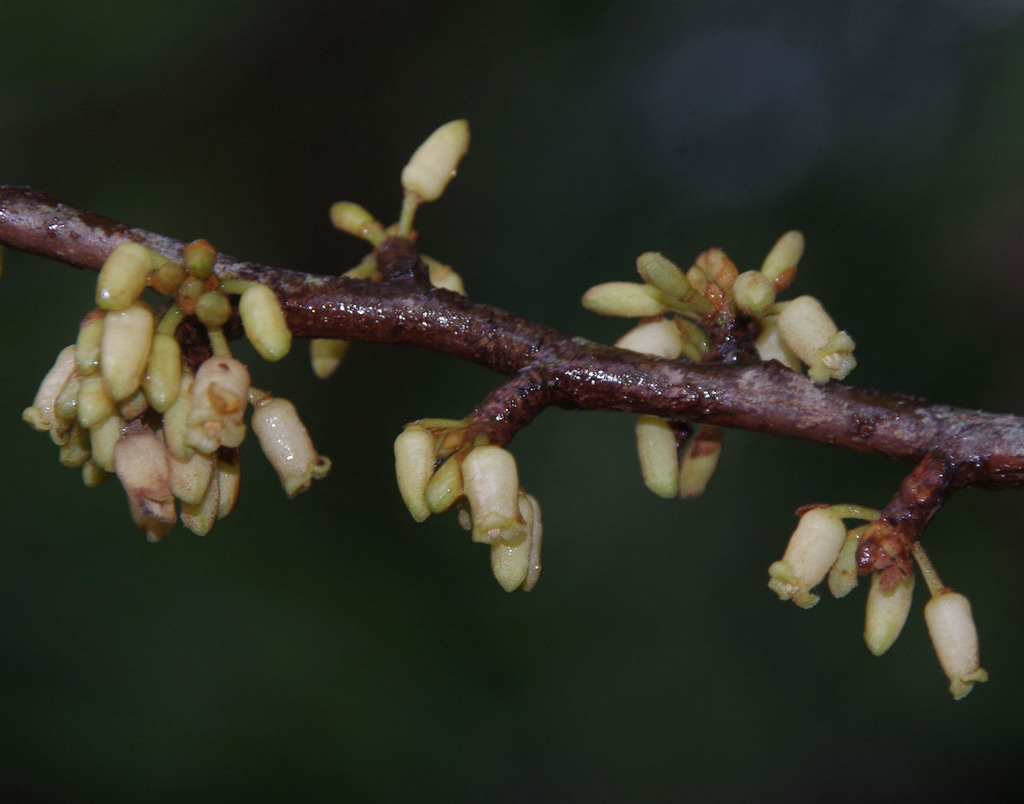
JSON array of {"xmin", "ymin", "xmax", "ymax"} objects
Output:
[
  {"xmin": 394, "ymin": 420, "xmax": 541, "ymax": 592},
  {"xmin": 23, "ymin": 239, "xmax": 329, "ymax": 541},
  {"xmin": 767, "ymin": 504, "xmax": 988, "ymax": 699}
]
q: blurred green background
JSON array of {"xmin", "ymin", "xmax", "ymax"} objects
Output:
[{"xmin": 3, "ymin": 1, "xmax": 1024, "ymax": 800}]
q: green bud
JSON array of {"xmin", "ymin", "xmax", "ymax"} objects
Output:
[
  {"xmin": 195, "ymin": 292, "xmax": 232, "ymax": 327},
  {"xmin": 77, "ymin": 375, "xmax": 116, "ymax": 429},
  {"xmin": 636, "ymin": 252, "xmax": 691, "ymax": 299},
  {"xmin": 581, "ymin": 282, "xmax": 668, "ymax": 317},
  {"xmin": 239, "ymin": 284, "xmax": 292, "ymax": 361},
  {"xmin": 183, "ymin": 239, "xmax": 217, "ymax": 279},
  {"xmin": 732, "ymin": 270, "xmax": 776, "ymax": 319},
  {"xmin": 864, "ymin": 572, "xmax": 914, "ymax": 657},
  {"xmin": 329, "ymin": 202, "xmax": 384, "ymax": 244},
  {"xmin": 761, "ymin": 230, "xmax": 804, "ymax": 291},
  {"xmin": 143, "ymin": 332, "xmax": 182, "ymax": 413}
]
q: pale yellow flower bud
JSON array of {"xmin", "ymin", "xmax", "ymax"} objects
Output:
[
  {"xmin": 23, "ymin": 345, "xmax": 77, "ymax": 432},
  {"xmin": 768, "ymin": 507, "xmax": 848, "ymax": 608},
  {"xmin": 924, "ymin": 591, "xmax": 989, "ymax": 700},
  {"xmin": 732, "ymin": 270, "xmax": 776, "ymax": 319},
  {"xmin": 100, "ymin": 301, "xmax": 155, "ymax": 401},
  {"xmin": 114, "ymin": 426, "xmax": 176, "ymax": 542},
  {"xmin": 754, "ymin": 315, "xmax": 802, "ymax": 372},
  {"xmin": 635, "ymin": 252, "xmax": 691, "ymax": 299},
  {"xmin": 76, "ymin": 374, "xmax": 116, "ymax": 429},
  {"xmin": 310, "ymin": 338, "xmax": 350, "ymax": 380},
  {"xmin": 394, "ymin": 426, "xmax": 436, "ymax": 522},
  {"xmin": 117, "ymin": 388, "xmax": 150, "ymax": 421},
  {"xmin": 96, "ymin": 242, "xmax": 152, "ymax": 310},
  {"xmin": 425, "ymin": 455, "xmax": 464, "ymax": 514},
  {"xmin": 216, "ymin": 450, "xmax": 241, "ymax": 520},
  {"xmin": 490, "ymin": 492, "xmax": 544, "ymax": 593},
  {"xmin": 75, "ymin": 312, "xmax": 104, "ymax": 375},
  {"xmin": 615, "ymin": 319, "xmax": 685, "ymax": 359},
  {"xmin": 864, "ymin": 572, "xmax": 914, "ymax": 656},
  {"xmin": 88, "ymin": 413, "xmax": 124, "ymax": 473},
  {"xmin": 401, "ymin": 119, "xmax": 470, "ymax": 202},
  {"xmin": 827, "ymin": 530, "xmax": 860, "ymax": 599},
  {"xmin": 187, "ymin": 357, "xmax": 250, "ymax": 453},
  {"xmin": 424, "ymin": 256, "xmax": 466, "ymax": 295},
  {"xmin": 251, "ymin": 396, "xmax": 331, "ymax": 498},
  {"xmin": 582, "ymin": 282, "xmax": 668, "ymax": 317},
  {"xmin": 777, "ymin": 296, "xmax": 856, "ymax": 383},
  {"xmin": 180, "ymin": 464, "xmax": 220, "ymax": 536},
  {"xmin": 635, "ymin": 415, "xmax": 679, "ymax": 499},
  {"xmin": 239, "ymin": 284, "xmax": 292, "ymax": 362},
  {"xmin": 462, "ymin": 445, "xmax": 524, "ymax": 544},
  {"xmin": 163, "ymin": 371, "xmax": 194, "ymax": 461},
  {"xmin": 81, "ymin": 459, "xmax": 111, "ymax": 488},
  {"xmin": 169, "ymin": 449, "xmax": 216, "ymax": 506},
  {"xmin": 695, "ymin": 248, "xmax": 737, "ymax": 292},
  {"xmin": 143, "ymin": 332, "xmax": 182, "ymax": 413},
  {"xmin": 58, "ymin": 424, "xmax": 91, "ymax": 468},
  {"xmin": 761, "ymin": 230, "xmax": 804, "ymax": 290},
  {"xmin": 678, "ymin": 425, "xmax": 723, "ymax": 499},
  {"xmin": 329, "ymin": 201, "xmax": 385, "ymax": 244}
]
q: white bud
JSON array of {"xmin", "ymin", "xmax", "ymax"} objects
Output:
[
  {"xmin": 114, "ymin": 426, "xmax": 176, "ymax": 542},
  {"xmin": 754, "ymin": 315, "xmax": 802, "ymax": 372},
  {"xmin": 394, "ymin": 426, "xmax": 436, "ymax": 522},
  {"xmin": 251, "ymin": 396, "xmax": 331, "ymax": 498},
  {"xmin": 615, "ymin": 319, "xmax": 685, "ymax": 359},
  {"xmin": 401, "ymin": 119, "xmax": 470, "ymax": 202},
  {"xmin": 924, "ymin": 591, "xmax": 989, "ymax": 700},
  {"xmin": 425, "ymin": 455, "xmax": 464, "ymax": 514},
  {"xmin": 239, "ymin": 284, "xmax": 292, "ymax": 362},
  {"xmin": 75, "ymin": 313, "xmax": 104, "ymax": 375},
  {"xmin": 768, "ymin": 507, "xmax": 848, "ymax": 608},
  {"xmin": 777, "ymin": 296, "xmax": 856, "ymax": 383},
  {"xmin": 582, "ymin": 282, "xmax": 667, "ymax": 317},
  {"xmin": 462, "ymin": 445, "xmax": 524, "ymax": 544},
  {"xmin": 100, "ymin": 301, "xmax": 155, "ymax": 401},
  {"xmin": 23, "ymin": 345, "xmax": 77, "ymax": 432},
  {"xmin": 96, "ymin": 242, "xmax": 152, "ymax": 310},
  {"xmin": 634, "ymin": 415, "xmax": 679, "ymax": 499},
  {"xmin": 864, "ymin": 572, "xmax": 914, "ymax": 656}
]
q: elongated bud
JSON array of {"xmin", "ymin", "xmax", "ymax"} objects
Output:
[
  {"xmin": 678, "ymin": 425, "xmax": 723, "ymax": 499},
  {"xmin": 251, "ymin": 396, "xmax": 331, "ymax": 498},
  {"xmin": 50, "ymin": 376, "xmax": 80, "ymax": 445},
  {"xmin": 169, "ymin": 449, "xmax": 216, "ymax": 506},
  {"xmin": 143, "ymin": 332, "xmax": 182, "ymax": 413},
  {"xmin": 777, "ymin": 296, "xmax": 856, "ymax": 383},
  {"xmin": 425, "ymin": 455, "xmax": 464, "ymax": 514},
  {"xmin": 394, "ymin": 426, "xmax": 436, "ymax": 522},
  {"xmin": 754, "ymin": 315, "xmax": 801, "ymax": 372},
  {"xmin": 88, "ymin": 413, "xmax": 124, "ymax": 473},
  {"xmin": 401, "ymin": 119, "xmax": 470, "ymax": 202},
  {"xmin": 163, "ymin": 371, "xmax": 194, "ymax": 461},
  {"xmin": 827, "ymin": 530, "xmax": 860, "ymax": 598},
  {"xmin": 180, "ymin": 463, "xmax": 220, "ymax": 536},
  {"xmin": 424, "ymin": 256, "xmax": 466, "ymax": 295},
  {"xmin": 23, "ymin": 345, "xmax": 77, "ymax": 432},
  {"xmin": 216, "ymin": 449, "xmax": 241, "ymax": 520},
  {"xmin": 59, "ymin": 424, "xmax": 91, "ymax": 468},
  {"xmin": 732, "ymin": 271, "xmax": 776, "ymax": 319},
  {"xmin": 462, "ymin": 445, "xmax": 524, "ymax": 544},
  {"xmin": 114, "ymin": 425, "xmax": 176, "ymax": 542},
  {"xmin": 768, "ymin": 507, "xmax": 848, "ymax": 608},
  {"xmin": 187, "ymin": 357, "xmax": 250, "ymax": 452},
  {"xmin": 101, "ymin": 301, "xmax": 155, "ymax": 401},
  {"xmin": 615, "ymin": 319, "xmax": 685, "ymax": 359},
  {"xmin": 96, "ymin": 242, "xmax": 152, "ymax": 310},
  {"xmin": 520, "ymin": 493, "xmax": 543, "ymax": 592},
  {"xmin": 582, "ymin": 282, "xmax": 668, "ymax": 317},
  {"xmin": 76, "ymin": 375, "xmax": 116, "ymax": 429},
  {"xmin": 75, "ymin": 312, "xmax": 104, "ymax": 375},
  {"xmin": 864, "ymin": 572, "xmax": 914, "ymax": 656},
  {"xmin": 239, "ymin": 284, "xmax": 291, "ymax": 361},
  {"xmin": 490, "ymin": 492, "xmax": 544, "ymax": 592},
  {"xmin": 695, "ymin": 248, "xmax": 737, "ymax": 292},
  {"xmin": 635, "ymin": 416, "xmax": 679, "ymax": 499},
  {"xmin": 761, "ymin": 230, "xmax": 804, "ymax": 291},
  {"xmin": 636, "ymin": 252, "xmax": 691, "ymax": 299},
  {"xmin": 924, "ymin": 591, "xmax": 989, "ymax": 700},
  {"xmin": 82, "ymin": 459, "xmax": 111, "ymax": 488},
  {"xmin": 310, "ymin": 338, "xmax": 350, "ymax": 379},
  {"xmin": 329, "ymin": 201, "xmax": 385, "ymax": 244}
]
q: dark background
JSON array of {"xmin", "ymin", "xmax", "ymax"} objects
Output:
[{"xmin": 2, "ymin": 1, "xmax": 1024, "ymax": 800}]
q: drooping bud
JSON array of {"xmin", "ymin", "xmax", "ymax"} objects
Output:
[
  {"xmin": 678, "ymin": 425, "xmax": 723, "ymax": 499},
  {"xmin": 864, "ymin": 572, "xmax": 914, "ymax": 656},
  {"xmin": 163, "ymin": 371, "xmax": 194, "ymax": 461},
  {"xmin": 754, "ymin": 315, "xmax": 802, "ymax": 372},
  {"xmin": 310, "ymin": 338, "xmax": 350, "ymax": 379},
  {"xmin": 96, "ymin": 242, "xmax": 152, "ymax": 310},
  {"xmin": 23, "ymin": 345, "xmax": 77, "ymax": 432},
  {"xmin": 615, "ymin": 319, "xmax": 685, "ymax": 359},
  {"xmin": 777, "ymin": 296, "xmax": 856, "ymax": 383},
  {"xmin": 425, "ymin": 455, "xmax": 464, "ymax": 514},
  {"xmin": 187, "ymin": 357, "xmax": 250, "ymax": 453},
  {"xmin": 114, "ymin": 425, "xmax": 176, "ymax": 542},
  {"xmin": 251, "ymin": 395, "xmax": 331, "ymax": 498},
  {"xmin": 169, "ymin": 449, "xmax": 216, "ymax": 506},
  {"xmin": 424, "ymin": 256, "xmax": 466, "ymax": 295},
  {"xmin": 635, "ymin": 252, "xmax": 692, "ymax": 300},
  {"xmin": 216, "ymin": 449, "xmax": 241, "ymax": 520},
  {"xmin": 58, "ymin": 424, "xmax": 91, "ymax": 468},
  {"xmin": 582, "ymin": 282, "xmax": 668, "ymax": 317},
  {"xmin": 490, "ymin": 492, "xmax": 544, "ymax": 593},
  {"xmin": 401, "ymin": 119, "xmax": 471, "ymax": 202},
  {"xmin": 827, "ymin": 530, "xmax": 861, "ymax": 598},
  {"xmin": 732, "ymin": 271, "xmax": 776, "ymax": 319},
  {"xmin": 117, "ymin": 388, "xmax": 149, "ymax": 421},
  {"xmin": 461, "ymin": 445, "xmax": 524, "ymax": 544},
  {"xmin": 924, "ymin": 590, "xmax": 989, "ymax": 700},
  {"xmin": 88, "ymin": 413, "xmax": 124, "ymax": 473},
  {"xmin": 180, "ymin": 464, "xmax": 220, "ymax": 536},
  {"xmin": 76, "ymin": 375, "xmax": 116, "ymax": 429},
  {"xmin": 142, "ymin": 332, "xmax": 182, "ymax": 413},
  {"xmin": 239, "ymin": 284, "xmax": 292, "ymax": 361},
  {"xmin": 761, "ymin": 230, "xmax": 804, "ymax": 291},
  {"xmin": 768, "ymin": 507, "xmax": 848, "ymax": 608},
  {"xmin": 75, "ymin": 311, "xmax": 104, "ymax": 375},
  {"xmin": 519, "ymin": 493, "xmax": 543, "ymax": 592},
  {"xmin": 394, "ymin": 426, "xmax": 437, "ymax": 522},
  {"xmin": 634, "ymin": 415, "xmax": 679, "ymax": 499},
  {"xmin": 100, "ymin": 301, "xmax": 155, "ymax": 401}
]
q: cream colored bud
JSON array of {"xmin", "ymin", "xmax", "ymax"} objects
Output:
[
  {"xmin": 76, "ymin": 374, "xmax": 116, "ymax": 429},
  {"xmin": 252, "ymin": 396, "xmax": 331, "ymax": 498},
  {"xmin": 808, "ymin": 331, "xmax": 857, "ymax": 385},
  {"xmin": 88, "ymin": 413, "xmax": 124, "ymax": 473},
  {"xmin": 462, "ymin": 445, "xmax": 524, "ymax": 544},
  {"xmin": 520, "ymin": 493, "xmax": 543, "ymax": 592},
  {"xmin": 864, "ymin": 572, "xmax": 914, "ymax": 656},
  {"xmin": 82, "ymin": 459, "xmax": 112, "ymax": 488},
  {"xmin": 96, "ymin": 242, "xmax": 152, "ymax": 310},
  {"xmin": 169, "ymin": 449, "xmax": 216, "ymax": 506},
  {"xmin": 142, "ymin": 332, "xmax": 182, "ymax": 413},
  {"xmin": 114, "ymin": 426, "xmax": 176, "ymax": 542},
  {"xmin": 180, "ymin": 463, "xmax": 220, "ymax": 536},
  {"xmin": 329, "ymin": 201, "xmax": 384, "ymax": 244},
  {"xmin": 23, "ymin": 345, "xmax": 77, "ymax": 432},
  {"xmin": 827, "ymin": 530, "xmax": 860, "ymax": 599},
  {"xmin": 394, "ymin": 426, "xmax": 436, "ymax": 522},
  {"xmin": 924, "ymin": 591, "xmax": 989, "ymax": 700},
  {"xmin": 732, "ymin": 271, "xmax": 776, "ymax": 319},
  {"xmin": 59, "ymin": 424, "xmax": 91, "ymax": 468},
  {"xmin": 100, "ymin": 301, "xmax": 154, "ymax": 401},
  {"xmin": 163, "ymin": 371, "xmax": 194, "ymax": 461},
  {"xmin": 777, "ymin": 296, "xmax": 856, "ymax": 383},
  {"xmin": 635, "ymin": 416, "xmax": 679, "ymax": 499},
  {"xmin": 678, "ymin": 425, "xmax": 723, "ymax": 499},
  {"xmin": 75, "ymin": 312, "xmax": 104, "ymax": 375},
  {"xmin": 216, "ymin": 450, "xmax": 241, "ymax": 520},
  {"xmin": 615, "ymin": 319, "xmax": 685, "ymax": 359},
  {"xmin": 117, "ymin": 388, "xmax": 150, "ymax": 421},
  {"xmin": 187, "ymin": 357, "xmax": 250, "ymax": 452},
  {"xmin": 239, "ymin": 284, "xmax": 291, "ymax": 362},
  {"xmin": 50, "ymin": 376, "xmax": 80, "ymax": 445},
  {"xmin": 490, "ymin": 492, "xmax": 544, "ymax": 592},
  {"xmin": 424, "ymin": 256, "xmax": 466, "ymax": 295},
  {"xmin": 425, "ymin": 455, "xmax": 464, "ymax": 514},
  {"xmin": 401, "ymin": 119, "xmax": 470, "ymax": 202},
  {"xmin": 768, "ymin": 507, "xmax": 848, "ymax": 608},
  {"xmin": 635, "ymin": 252, "xmax": 691, "ymax": 299},
  {"xmin": 582, "ymin": 282, "xmax": 668, "ymax": 317},
  {"xmin": 310, "ymin": 338, "xmax": 350, "ymax": 380},
  {"xmin": 754, "ymin": 315, "xmax": 802, "ymax": 372},
  {"xmin": 761, "ymin": 230, "xmax": 804, "ymax": 290}
]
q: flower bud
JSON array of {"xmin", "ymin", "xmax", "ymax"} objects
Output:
[
  {"xmin": 490, "ymin": 492, "xmax": 544, "ymax": 593},
  {"xmin": 169, "ymin": 449, "xmax": 216, "ymax": 506},
  {"xmin": 462, "ymin": 445, "xmax": 524, "ymax": 544},
  {"xmin": 635, "ymin": 252, "xmax": 691, "ymax": 299},
  {"xmin": 81, "ymin": 459, "xmax": 111, "ymax": 488},
  {"xmin": 329, "ymin": 201, "xmax": 385, "ymax": 244},
  {"xmin": 695, "ymin": 248, "xmax": 737, "ymax": 292},
  {"xmin": 142, "ymin": 332, "xmax": 182, "ymax": 413},
  {"xmin": 88, "ymin": 413, "xmax": 124, "ymax": 473},
  {"xmin": 394, "ymin": 426, "xmax": 436, "ymax": 522},
  {"xmin": 183, "ymin": 239, "xmax": 217, "ymax": 279},
  {"xmin": 100, "ymin": 301, "xmax": 155, "ymax": 401},
  {"xmin": 678, "ymin": 425, "xmax": 723, "ymax": 499},
  {"xmin": 864, "ymin": 572, "xmax": 914, "ymax": 656},
  {"xmin": 180, "ymin": 464, "xmax": 220, "ymax": 536},
  {"xmin": 117, "ymin": 388, "xmax": 150, "ymax": 421},
  {"xmin": 251, "ymin": 396, "xmax": 331, "ymax": 498},
  {"xmin": 187, "ymin": 357, "xmax": 250, "ymax": 453},
  {"xmin": 732, "ymin": 271, "xmax": 776, "ymax": 319},
  {"xmin": 582, "ymin": 282, "xmax": 668, "ymax": 317},
  {"xmin": 195, "ymin": 292, "xmax": 231, "ymax": 327},
  {"xmin": 216, "ymin": 449, "xmax": 241, "ymax": 520},
  {"xmin": 310, "ymin": 338, "xmax": 350, "ymax": 380},
  {"xmin": 58, "ymin": 424, "xmax": 91, "ymax": 468},
  {"xmin": 425, "ymin": 455, "xmax": 464, "ymax": 514},
  {"xmin": 754, "ymin": 315, "xmax": 801, "ymax": 372},
  {"xmin": 401, "ymin": 119, "xmax": 470, "ymax": 202},
  {"xmin": 50, "ymin": 376, "xmax": 80, "ymax": 445},
  {"xmin": 163, "ymin": 371, "xmax": 194, "ymax": 461},
  {"xmin": 634, "ymin": 415, "xmax": 679, "ymax": 499},
  {"xmin": 761, "ymin": 230, "xmax": 804, "ymax": 291},
  {"xmin": 768, "ymin": 507, "xmax": 848, "ymax": 608},
  {"xmin": 76, "ymin": 375, "xmax": 116, "ymax": 429},
  {"xmin": 424, "ymin": 256, "xmax": 466, "ymax": 295},
  {"xmin": 96, "ymin": 242, "xmax": 152, "ymax": 310},
  {"xmin": 520, "ymin": 493, "xmax": 543, "ymax": 592},
  {"xmin": 239, "ymin": 284, "xmax": 292, "ymax": 361},
  {"xmin": 114, "ymin": 425, "xmax": 176, "ymax": 542},
  {"xmin": 777, "ymin": 296, "xmax": 856, "ymax": 383},
  {"xmin": 75, "ymin": 311, "xmax": 104, "ymax": 375},
  {"xmin": 615, "ymin": 319, "xmax": 685, "ymax": 359},
  {"xmin": 23, "ymin": 345, "xmax": 77, "ymax": 432},
  {"xmin": 924, "ymin": 591, "xmax": 989, "ymax": 700},
  {"xmin": 827, "ymin": 530, "xmax": 860, "ymax": 599}
]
